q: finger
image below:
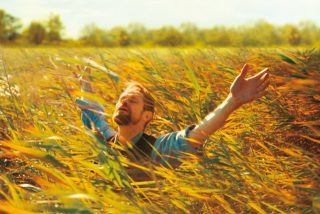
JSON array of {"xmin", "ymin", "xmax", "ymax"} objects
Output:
[
  {"xmin": 257, "ymin": 73, "xmax": 269, "ymax": 85},
  {"xmin": 239, "ymin": 64, "xmax": 250, "ymax": 78},
  {"xmin": 81, "ymin": 65, "xmax": 92, "ymax": 74},
  {"xmin": 76, "ymin": 64, "xmax": 88, "ymax": 73},
  {"xmin": 260, "ymin": 72, "xmax": 269, "ymax": 81},
  {"xmin": 253, "ymin": 68, "xmax": 269, "ymax": 79},
  {"xmin": 257, "ymin": 80, "xmax": 270, "ymax": 92},
  {"xmin": 254, "ymin": 90, "xmax": 268, "ymax": 100}
]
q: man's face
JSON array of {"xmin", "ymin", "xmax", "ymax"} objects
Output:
[{"xmin": 113, "ymin": 89, "xmax": 146, "ymax": 126}]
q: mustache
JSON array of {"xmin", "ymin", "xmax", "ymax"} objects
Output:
[{"xmin": 117, "ymin": 103, "xmax": 131, "ymax": 113}]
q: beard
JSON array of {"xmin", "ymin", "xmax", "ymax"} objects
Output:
[
  {"xmin": 113, "ymin": 108, "xmax": 143, "ymax": 126},
  {"xmin": 113, "ymin": 111, "xmax": 131, "ymax": 126}
]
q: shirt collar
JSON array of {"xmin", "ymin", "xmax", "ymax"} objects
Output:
[{"xmin": 131, "ymin": 131, "xmax": 144, "ymax": 144}]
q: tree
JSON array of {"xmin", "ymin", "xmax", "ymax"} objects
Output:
[
  {"xmin": 298, "ymin": 21, "xmax": 319, "ymax": 45},
  {"xmin": 203, "ymin": 26, "xmax": 232, "ymax": 46},
  {"xmin": 281, "ymin": 24, "xmax": 302, "ymax": 46},
  {"xmin": 127, "ymin": 23, "xmax": 148, "ymax": 46},
  {"xmin": 80, "ymin": 24, "xmax": 110, "ymax": 46},
  {"xmin": 180, "ymin": 22, "xmax": 200, "ymax": 46},
  {"xmin": 25, "ymin": 22, "xmax": 46, "ymax": 45},
  {"xmin": 107, "ymin": 26, "xmax": 130, "ymax": 46},
  {"xmin": 46, "ymin": 14, "xmax": 64, "ymax": 42},
  {"xmin": 0, "ymin": 9, "xmax": 21, "ymax": 42},
  {"xmin": 240, "ymin": 20, "xmax": 281, "ymax": 47},
  {"xmin": 152, "ymin": 26, "xmax": 183, "ymax": 46}
]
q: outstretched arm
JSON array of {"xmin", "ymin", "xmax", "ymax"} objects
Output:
[
  {"xmin": 75, "ymin": 65, "xmax": 115, "ymax": 141},
  {"xmin": 187, "ymin": 64, "xmax": 270, "ymax": 148}
]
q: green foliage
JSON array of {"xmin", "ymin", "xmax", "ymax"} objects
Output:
[
  {"xmin": 108, "ymin": 26, "xmax": 131, "ymax": 46},
  {"xmin": 24, "ymin": 21, "xmax": 46, "ymax": 45},
  {"xmin": 281, "ymin": 24, "xmax": 302, "ymax": 46},
  {"xmin": 241, "ymin": 20, "xmax": 282, "ymax": 46},
  {"xmin": 18, "ymin": 13, "xmax": 64, "ymax": 45},
  {"xmin": 127, "ymin": 23, "xmax": 149, "ymax": 46},
  {"xmin": 180, "ymin": 22, "xmax": 200, "ymax": 46},
  {"xmin": 46, "ymin": 14, "xmax": 64, "ymax": 42},
  {"xmin": 0, "ymin": 9, "xmax": 21, "ymax": 42},
  {"xmin": 1, "ymin": 8, "xmax": 320, "ymax": 47},
  {"xmin": 80, "ymin": 24, "xmax": 110, "ymax": 46},
  {"xmin": 151, "ymin": 26, "xmax": 183, "ymax": 46},
  {"xmin": 203, "ymin": 26, "xmax": 233, "ymax": 46},
  {"xmin": 50, "ymin": 20, "xmax": 320, "ymax": 47}
]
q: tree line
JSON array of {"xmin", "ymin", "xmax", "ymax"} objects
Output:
[{"xmin": 1, "ymin": 9, "xmax": 320, "ymax": 47}]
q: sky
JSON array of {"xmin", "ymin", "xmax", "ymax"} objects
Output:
[{"xmin": 1, "ymin": 0, "xmax": 319, "ymax": 38}]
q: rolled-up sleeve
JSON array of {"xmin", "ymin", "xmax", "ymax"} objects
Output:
[
  {"xmin": 76, "ymin": 98, "xmax": 115, "ymax": 141},
  {"xmin": 151, "ymin": 124, "xmax": 196, "ymax": 164}
]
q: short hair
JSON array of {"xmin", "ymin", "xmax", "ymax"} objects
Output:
[{"xmin": 124, "ymin": 82, "xmax": 155, "ymax": 113}]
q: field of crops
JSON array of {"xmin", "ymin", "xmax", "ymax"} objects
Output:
[{"xmin": 0, "ymin": 47, "xmax": 319, "ymax": 213}]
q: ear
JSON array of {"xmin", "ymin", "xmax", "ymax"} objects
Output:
[{"xmin": 143, "ymin": 111, "xmax": 153, "ymax": 122}]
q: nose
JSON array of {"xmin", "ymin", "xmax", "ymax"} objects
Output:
[{"xmin": 117, "ymin": 98, "xmax": 128, "ymax": 108}]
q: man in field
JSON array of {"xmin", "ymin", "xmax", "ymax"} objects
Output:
[{"xmin": 76, "ymin": 64, "xmax": 270, "ymax": 165}]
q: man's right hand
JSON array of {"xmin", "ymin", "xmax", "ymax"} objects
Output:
[{"xmin": 74, "ymin": 65, "xmax": 93, "ymax": 93}]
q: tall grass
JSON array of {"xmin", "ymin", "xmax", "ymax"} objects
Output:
[{"xmin": 0, "ymin": 47, "xmax": 319, "ymax": 213}]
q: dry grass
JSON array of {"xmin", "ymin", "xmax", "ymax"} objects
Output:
[{"xmin": 0, "ymin": 47, "xmax": 319, "ymax": 213}]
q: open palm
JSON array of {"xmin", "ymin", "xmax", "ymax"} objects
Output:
[{"xmin": 230, "ymin": 64, "xmax": 270, "ymax": 106}]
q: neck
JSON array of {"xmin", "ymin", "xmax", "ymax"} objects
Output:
[{"xmin": 117, "ymin": 124, "xmax": 144, "ymax": 144}]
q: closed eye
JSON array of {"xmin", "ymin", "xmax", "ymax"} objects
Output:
[{"xmin": 129, "ymin": 99, "xmax": 138, "ymax": 103}]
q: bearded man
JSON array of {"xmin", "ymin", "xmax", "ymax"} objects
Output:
[{"xmin": 76, "ymin": 64, "xmax": 270, "ymax": 166}]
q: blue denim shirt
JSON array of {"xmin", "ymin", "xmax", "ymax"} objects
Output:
[{"xmin": 76, "ymin": 98, "xmax": 196, "ymax": 163}]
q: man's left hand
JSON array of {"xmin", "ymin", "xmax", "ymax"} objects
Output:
[{"xmin": 229, "ymin": 64, "xmax": 270, "ymax": 107}]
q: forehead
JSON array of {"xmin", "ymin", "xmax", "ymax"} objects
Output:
[{"xmin": 119, "ymin": 88, "xmax": 144, "ymax": 100}]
